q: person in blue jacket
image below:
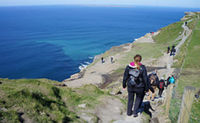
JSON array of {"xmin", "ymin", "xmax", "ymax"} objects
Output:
[{"xmin": 169, "ymin": 75, "xmax": 175, "ymax": 84}]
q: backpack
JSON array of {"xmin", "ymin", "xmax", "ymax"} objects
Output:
[
  {"xmin": 129, "ymin": 67, "xmax": 142, "ymax": 86},
  {"xmin": 159, "ymin": 81, "xmax": 164, "ymax": 89}
]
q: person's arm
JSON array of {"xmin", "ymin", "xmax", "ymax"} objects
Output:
[
  {"xmin": 164, "ymin": 80, "xmax": 166, "ymax": 87},
  {"xmin": 142, "ymin": 65, "xmax": 149, "ymax": 92},
  {"xmin": 157, "ymin": 80, "xmax": 160, "ymax": 88},
  {"xmin": 149, "ymin": 79, "xmax": 155, "ymax": 93},
  {"xmin": 122, "ymin": 66, "xmax": 129, "ymax": 88},
  {"xmin": 156, "ymin": 75, "xmax": 159, "ymax": 86}
]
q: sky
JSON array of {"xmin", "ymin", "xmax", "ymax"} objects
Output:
[{"xmin": 0, "ymin": 0, "xmax": 200, "ymax": 8}]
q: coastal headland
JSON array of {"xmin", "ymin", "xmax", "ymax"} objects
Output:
[{"xmin": 0, "ymin": 12, "xmax": 200, "ymax": 123}]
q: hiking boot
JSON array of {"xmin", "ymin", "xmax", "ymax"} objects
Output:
[
  {"xmin": 127, "ymin": 112, "xmax": 132, "ymax": 116},
  {"xmin": 133, "ymin": 114, "xmax": 138, "ymax": 117},
  {"xmin": 127, "ymin": 114, "xmax": 132, "ymax": 116}
]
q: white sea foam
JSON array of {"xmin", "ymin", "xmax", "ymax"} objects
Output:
[
  {"xmin": 88, "ymin": 56, "xmax": 93, "ymax": 59},
  {"xmin": 78, "ymin": 61, "xmax": 91, "ymax": 70},
  {"xmin": 84, "ymin": 61, "xmax": 90, "ymax": 65},
  {"xmin": 79, "ymin": 64, "xmax": 87, "ymax": 70}
]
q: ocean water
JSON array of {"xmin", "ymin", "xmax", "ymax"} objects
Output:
[{"xmin": 0, "ymin": 6, "xmax": 198, "ymax": 81}]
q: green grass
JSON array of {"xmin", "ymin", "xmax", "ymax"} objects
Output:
[
  {"xmin": 119, "ymin": 21, "xmax": 185, "ymax": 67},
  {"xmin": 172, "ymin": 34, "xmax": 191, "ymax": 68},
  {"xmin": 177, "ymin": 18, "xmax": 200, "ymax": 94},
  {"xmin": 153, "ymin": 21, "xmax": 184, "ymax": 45},
  {"xmin": 169, "ymin": 15, "xmax": 200, "ymax": 123},
  {"xmin": 0, "ymin": 79, "xmax": 106, "ymax": 123},
  {"xmin": 183, "ymin": 23, "xmax": 200, "ymax": 69},
  {"xmin": 189, "ymin": 99, "xmax": 200, "ymax": 123},
  {"xmin": 185, "ymin": 18, "xmax": 200, "ymax": 122},
  {"xmin": 0, "ymin": 79, "xmax": 78, "ymax": 123},
  {"xmin": 187, "ymin": 18, "xmax": 198, "ymax": 30},
  {"xmin": 119, "ymin": 43, "xmax": 164, "ymax": 67},
  {"xmin": 169, "ymin": 98, "xmax": 182, "ymax": 123}
]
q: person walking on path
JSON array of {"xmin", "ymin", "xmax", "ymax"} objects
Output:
[
  {"xmin": 122, "ymin": 54, "xmax": 149, "ymax": 117},
  {"xmin": 101, "ymin": 57, "xmax": 104, "ymax": 63},
  {"xmin": 157, "ymin": 77, "xmax": 165, "ymax": 98},
  {"xmin": 169, "ymin": 75, "xmax": 175, "ymax": 85},
  {"xmin": 185, "ymin": 21, "xmax": 188, "ymax": 26},
  {"xmin": 170, "ymin": 45, "xmax": 176, "ymax": 56},
  {"xmin": 111, "ymin": 56, "xmax": 114, "ymax": 63},
  {"xmin": 147, "ymin": 71, "xmax": 159, "ymax": 101},
  {"xmin": 167, "ymin": 46, "xmax": 170, "ymax": 54}
]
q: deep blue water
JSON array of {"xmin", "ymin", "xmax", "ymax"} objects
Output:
[{"xmin": 0, "ymin": 6, "xmax": 199, "ymax": 81}]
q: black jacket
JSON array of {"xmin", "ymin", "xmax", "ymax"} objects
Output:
[{"xmin": 122, "ymin": 65, "xmax": 149, "ymax": 92}]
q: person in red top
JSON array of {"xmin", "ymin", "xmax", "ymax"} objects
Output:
[{"xmin": 157, "ymin": 77, "xmax": 166, "ymax": 98}]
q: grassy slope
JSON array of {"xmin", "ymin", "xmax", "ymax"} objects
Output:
[
  {"xmin": 120, "ymin": 20, "xmax": 184, "ymax": 66},
  {"xmin": 169, "ymin": 15, "xmax": 200, "ymax": 123},
  {"xmin": 153, "ymin": 21, "xmax": 184, "ymax": 45},
  {"xmin": 184, "ymin": 19, "xmax": 200, "ymax": 123},
  {"xmin": 0, "ymin": 78, "xmax": 106, "ymax": 123},
  {"xmin": 89, "ymin": 20, "xmax": 184, "ymax": 70}
]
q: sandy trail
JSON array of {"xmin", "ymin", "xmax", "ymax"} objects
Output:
[{"xmin": 63, "ymin": 53, "xmax": 124, "ymax": 88}]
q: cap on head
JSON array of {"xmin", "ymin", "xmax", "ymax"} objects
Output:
[{"xmin": 152, "ymin": 71, "xmax": 156, "ymax": 75}]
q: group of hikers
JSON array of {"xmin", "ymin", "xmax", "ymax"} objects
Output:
[
  {"xmin": 167, "ymin": 45, "xmax": 176, "ymax": 56},
  {"xmin": 122, "ymin": 54, "xmax": 175, "ymax": 117},
  {"xmin": 147, "ymin": 71, "xmax": 175, "ymax": 101},
  {"xmin": 101, "ymin": 56, "xmax": 114, "ymax": 64}
]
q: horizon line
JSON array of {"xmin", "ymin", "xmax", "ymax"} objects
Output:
[{"xmin": 0, "ymin": 4, "xmax": 199, "ymax": 9}]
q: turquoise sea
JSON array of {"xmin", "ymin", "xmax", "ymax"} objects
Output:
[{"xmin": 0, "ymin": 6, "xmax": 199, "ymax": 81}]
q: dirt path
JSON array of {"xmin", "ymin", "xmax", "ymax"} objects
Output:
[
  {"xmin": 113, "ymin": 23, "xmax": 192, "ymax": 123},
  {"xmin": 175, "ymin": 24, "xmax": 192, "ymax": 54},
  {"xmin": 63, "ymin": 52, "xmax": 125, "ymax": 88},
  {"xmin": 150, "ymin": 23, "xmax": 192, "ymax": 122}
]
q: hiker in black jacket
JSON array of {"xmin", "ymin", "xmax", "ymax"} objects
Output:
[
  {"xmin": 167, "ymin": 46, "xmax": 170, "ymax": 54},
  {"xmin": 122, "ymin": 54, "xmax": 150, "ymax": 117},
  {"xmin": 170, "ymin": 45, "xmax": 176, "ymax": 56}
]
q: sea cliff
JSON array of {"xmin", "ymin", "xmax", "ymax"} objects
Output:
[{"xmin": 1, "ymin": 12, "xmax": 200, "ymax": 123}]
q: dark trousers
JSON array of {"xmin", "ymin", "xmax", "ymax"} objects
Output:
[
  {"xmin": 127, "ymin": 88, "xmax": 144, "ymax": 115},
  {"xmin": 158, "ymin": 89, "xmax": 164, "ymax": 97}
]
